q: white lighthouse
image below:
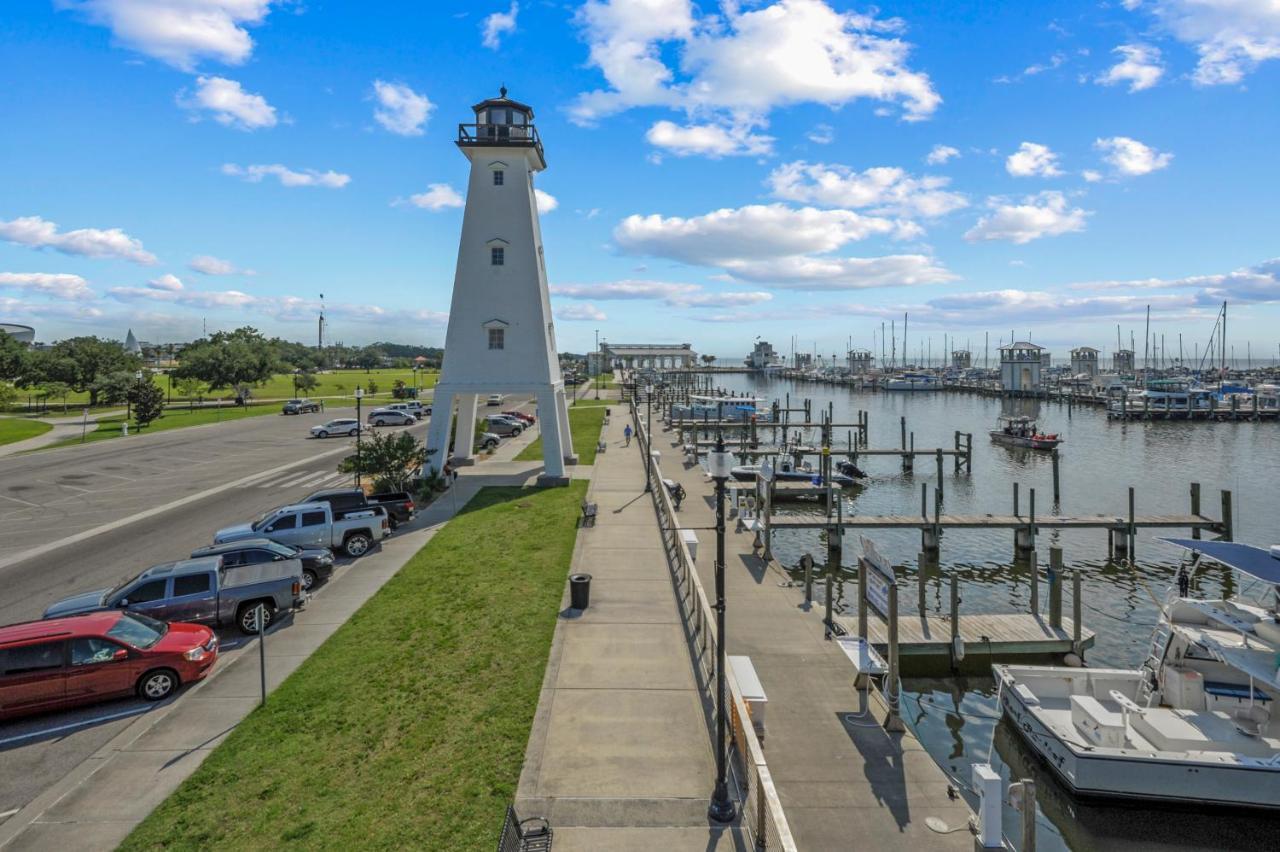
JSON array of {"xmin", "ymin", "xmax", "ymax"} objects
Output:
[{"xmin": 425, "ymin": 88, "xmax": 575, "ymax": 485}]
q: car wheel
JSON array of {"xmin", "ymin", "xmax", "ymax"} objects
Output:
[
  {"xmin": 237, "ymin": 603, "xmax": 274, "ymax": 635},
  {"xmin": 343, "ymin": 532, "xmax": 372, "ymax": 558},
  {"xmin": 374, "ymin": 418, "xmax": 386, "ymax": 426},
  {"xmin": 137, "ymin": 668, "xmax": 178, "ymax": 701},
  {"xmin": 302, "ymin": 568, "xmax": 318, "ymax": 591},
  {"xmin": 348, "ymin": 428, "xmax": 359, "ymax": 437},
  {"xmin": 316, "ymin": 430, "xmax": 329, "ymax": 439}
]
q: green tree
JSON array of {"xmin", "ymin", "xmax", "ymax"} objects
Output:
[
  {"xmin": 355, "ymin": 346, "xmax": 383, "ymax": 372},
  {"xmin": 129, "ymin": 376, "xmax": 166, "ymax": 429},
  {"xmin": 296, "ymin": 370, "xmax": 319, "ymax": 394},
  {"xmin": 39, "ymin": 381, "xmax": 72, "ymax": 413},
  {"xmin": 0, "ymin": 381, "xmax": 18, "ymax": 412},
  {"xmin": 90, "ymin": 371, "xmax": 135, "ymax": 406},
  {"xmin": 173, "ymin": 327, "xmax": 281, "ymax": 391},
  {"xmin": 175, "ymin": 377, "xmax": 206, "ymax": 410},
  {"xmin": 0, "ymin": 331, "xmax": 28, "ymax": 381},
  {"xmin": 22, "ymin": 337, "xmax": 137, "ymax": 405},
  {"xmin": 337, "ymin": 430, "xmax": 426, "ymax": 491},
  {"xmin": 365, "ymin": 380, "xmax": 379, "ymax": 396}
]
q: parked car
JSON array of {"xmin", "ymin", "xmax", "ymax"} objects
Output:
[
  {"xmin": 311, "ymin": 418, "xmax": 361, "ymax": 438},
  {"xmin": 190, "ymin": 538, "xmax": 335, "ymax": 591},
  {"xmin": 484, "ymin": 416, "xmax": 524, "ymax": 437},
  {"xmin": 502, "ymin": 410, "xmax": 535, "ymax": 424},
  {"xmin": 43, "ymin": 557, "xmax": 305, "ymax": 636},
  {"xmin": 367, "ymin": 408, "xmax": 416, "ymax": 427},
  {"xmin": 282, "ymin": 398, "xmax": 321, "ymax": 415},
  {"xmin": 486, "ymin": 393, "xmax": 505, "ymax": 406},
  {"xmin": 303, "ymin": 488, "xmax": 416, "ymax": 532},
  {"xmin": 386, "ymin": 401, "xmax": 430, "ymax": 418},
  {"xmin": 478, "ymin": 431, "xmax": 500, "ymax": 450},
  {"xmin": 0, "ymin": 612, "xmax": 218, "ymax": 719},
  {"xmin": 214, "ymin": 501, "xmax": 389, "ymax": 558}
]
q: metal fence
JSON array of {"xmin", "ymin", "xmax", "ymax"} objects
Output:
[{"xmin": 633, "ymin": 400, "xmax": 797, "ymax": 851}]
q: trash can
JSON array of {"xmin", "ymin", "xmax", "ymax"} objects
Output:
[{"xmin": 569, "ymin": 573, "xmax": 592, "ymax": 610}]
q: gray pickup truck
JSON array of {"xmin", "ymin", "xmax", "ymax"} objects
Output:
[
  {"xmin": 42, "ymin": 556, "xmax": 305, "ymax": 635},
  {"xmin": 214, "ymin": 501, "xmax": 389, "ymax": 558}
]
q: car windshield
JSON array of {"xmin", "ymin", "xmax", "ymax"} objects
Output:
[
  {"xmin": 250, "ymin": 511, "xmax": 277, "ymax": 531},
  {"xmin": 287, "ymin": 399, "xmax": 302, "ymax": 404},
  {"xmin": 107, "ymin": 612, "xmax": 168, "ymax": 649}
]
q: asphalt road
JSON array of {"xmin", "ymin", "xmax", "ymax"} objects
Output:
[{"xmin": 0, "ymin": 395, "xmax": 541, "ymax": 821}]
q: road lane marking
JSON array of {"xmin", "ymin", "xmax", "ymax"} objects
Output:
[
  {"xmin": 0, "ymin": 706, "xmax": 151, "ymax": 748},
  {"xmin": 0, "ymin": 444, "xmax": 352, "ymax": 573}
]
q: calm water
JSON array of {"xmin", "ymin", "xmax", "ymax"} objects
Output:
[{"xmin": 710, "ymin": 374, "xmax": 1280, "ymax": 850}]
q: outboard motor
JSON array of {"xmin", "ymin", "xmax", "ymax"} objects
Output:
[{"xmin": 836, "ymin": 460, "xmax": 867, "ymax": 479}]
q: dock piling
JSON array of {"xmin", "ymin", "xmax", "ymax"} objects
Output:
[
  {"xmin": 885, "ymin": 579, "xmax": 905, "ymax": 732},
  {"xmin": 1072, "ymin": 569, "xmax": 1083, "ymax": 656},
  {"xmin": 1128, "ymin": 487, "xmax": 1136, "ymax": 564},
  {"xmin": 1190, "ymin": 482, "xmax": 1201, "ymax": 540},
  {"xmin": 1048, "ymin": 547, "xmax": 1063, "ymax": 628},
  {"xmin": 935, "ymin": 448, "xmax": 944, "ymax": 500},
  {"xmin": 1220, "ymin": 490, "xmax": 1233, "ymax": 541},
  {"xmin": 1051, "ymin": 449, "xmax": 1061, "ymax": 504}
]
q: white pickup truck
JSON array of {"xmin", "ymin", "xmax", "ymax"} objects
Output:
[{"xmin": 214, "ymin": 501, "xmax": 390, "ymax": 558}]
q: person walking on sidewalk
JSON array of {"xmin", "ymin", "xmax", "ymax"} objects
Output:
[{"xmin": 624, "ymin": 424, "xmax": 633, "ymax": 446}]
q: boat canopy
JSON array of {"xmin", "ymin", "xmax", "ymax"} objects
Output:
[{"xmin": 1159, "ymin": 538, "xmax": 1280, "ymax": 584}]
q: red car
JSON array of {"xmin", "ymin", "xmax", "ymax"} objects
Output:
[
  {"xmin": 0, "ymin": 611, "xmax": 218, "ymax": 721},
  {"xmin": 503, "ymin": 410, "xmax": 535, "ymax": 424}
]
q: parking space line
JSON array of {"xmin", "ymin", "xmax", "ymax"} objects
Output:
[{"xmin": 0, "ymin": 706, "xmax": 151, "ymax": 748}]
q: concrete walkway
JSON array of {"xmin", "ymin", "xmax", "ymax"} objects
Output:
[
  {"xmin": 0, "ymin": 451, "xmax": 542, "ymax": 851},
  {"xmin": 515, "ymin": 405, "xmax": 744, "ymax": 850},
  {"xmin": 656, "ymin": 420, "xmax": 977, "ymax": 850},
  {"xmin": 0, "ymin": 414, "xmax": 105, "ymax": 457}
]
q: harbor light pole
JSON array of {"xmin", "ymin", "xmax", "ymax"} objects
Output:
[
  {"xmin": 707, "ymin": 429, "xmax": 736, "ymax": 824},
  {"xmin": 644, "ymin": 382, "xmax": 654, "ymax": 492},
  {"xmin": 354, "ymin": 386, "xmax": 364, "ymax": 488},
  {"xmin": 595, "ymin": 328, "xmax": 601, "ymax": 400}
]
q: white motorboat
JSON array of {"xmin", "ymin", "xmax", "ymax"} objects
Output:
[
  {"xmin": 988, "ymin": 414, "xmax": 1062, "ymax": 450},
  {"xmin": 995, "ymin": 538, "xmax": 1280, "ymax": 810}
]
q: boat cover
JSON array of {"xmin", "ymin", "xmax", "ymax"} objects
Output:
[{"xmin": 1159, "ymin": 538, "xmax": 1280, "ymax": 585}]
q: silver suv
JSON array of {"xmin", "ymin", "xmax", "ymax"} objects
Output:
[{"xmin": 484, "ymin": 416, "xmax": 524, "ymax": 437}]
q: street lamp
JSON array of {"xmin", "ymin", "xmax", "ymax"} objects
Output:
[
  {"xmin": 707, "ymin": 429, "xmax": 736, "ymax": 824},
  {"xmin": 354, "ymin": 386, "xmax": 364, "ymax": 489},
  {"xmin": 594, "ymin": 329, "xmax": 601, "ymax": 400},
  {"xmin": 643, "ymin": 382, "xmax": 654, "ymax": 492},
  {"xmin": 127, "ymin": 369, "xmax": 143, "ymax": 420}
]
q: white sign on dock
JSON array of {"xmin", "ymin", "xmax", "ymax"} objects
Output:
[{"xmin": 860, "ymin": 535, "xmax": 895, "ymax": 619}]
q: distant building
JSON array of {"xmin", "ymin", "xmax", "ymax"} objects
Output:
[
  {"xmin": 951, "ymin": 350, "xmax": 972, "ymax": 370},
  {"xmin": 847, "ymin": 349, "xmax": 874, "ymax": 374},
  {"xmin": 1113, "ymin": 349, "xmax": 1135, "ymax": 374},
  {"xmin": 794, "ymin": 353, "xmax": 813, "ymax": 369},
  {"xmin": 599, "ymin": 342, "xmax": 697, "ymax": 370},
  {"xmin": 1000, "ymin": 341, "xmax": 1044, "ymax": 392},
  {"xmin": 747, "ymin": 340, "xmax": 782, "ymax": 370},
  {"xmin": 124, "ymin": 329, "xmax": 142, "ymax": 355},
  {"xmin": 1070, "ymin": 346, "xmax": 1100, "ymax": 378},
  {"xmin": 0, "ymin": 322, "xmax": 35, "ymax": 345}
]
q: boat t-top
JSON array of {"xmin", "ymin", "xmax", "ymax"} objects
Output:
[
  {"xmin": 989, "ymin": 414, "xmax": 1062, "ymax": 450},
  {"xmin": 994, "ymin": 538, "xmax": 1280, "ymax": 810}
]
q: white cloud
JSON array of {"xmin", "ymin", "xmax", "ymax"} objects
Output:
[
  {"xmin": 925, "ymin": 144, "xmax": 959, "ymax": 165},
  {"xmin": 222, "ymin": 163, "xmax": 351, "ymax": 188},
  {"xmin": 1005, "ymin": 142, "xmax": 1063, "ymax": 177},
  {"xmin": 645, "ymin": 120, "xmax": 773, "ymax": 157},
  {"xmin": 58, "ymin": 0, "xmax": 278, "ymax": 71},
  {"xmin": 1023, "ymin": 52, "xmax": 1066, "ymax": 75},
  {"xmin": 551, "ymin": 279, "xmax": 772, "ymax": 307},
  {"xmin": 1096, "ymin": 43, "xmax": 1165, "ymax": 92},
  {"xmin": 147, "ymin": 273, "xmax": 184, "ymax": 291},
  {"xmin": 110, "ymin": 283, "xmax": 255, "ymax": 308},
  {"xmin": 1147, "ymin": 0, "xmax": 1280, "ymax": 85},
  {"xmin": 1073, "ymin": 258, "xmax": 1280, "ymax": 304},
  {"xmin": 189, "ymin": 254, "xmax": 253, "ymax": 275},
  {"xmin": 767, "ymin": 161, "xmax": 968, "ymax": 219},
  {"xmin": 404, "ymin": 184, "xmax": 464, "ymax": 210},
  {"xmin": 482, "ymin": 2, "xmax": 519, "ymax": 49},
  {"xmin": 535, "ymin": 189, "xmax": 558, "ymax": 213},
  {"xmin": 570, "ymin": 0, "xmax": 939, "ymax": 136},
  {"xmin": 1082, "ymin": 169, "xmax": 1103, "ymax": 183},
  {"xmin": 0, "ymin": 215, "xmax": 158, "ymax": 264},
  {"xmin": 0, "ymin": 272, "xmax": 94, "ymax": 301},
  {"xmin": 180, "ymin": 76, "xmax": 277, "ymax": 130},
  {"xmin": 964, "ymin": 191, "xmax": 1090, "ymax": 244},
  {"xmin": 1095, "ymin": 136, "xmax": 1172, "ymax": 176},
  {"xmin": 372, "ymin": 80, "xmax": 434, "ymax": 136},
  {"xmin": 807, "ymin": 123, "xmax": 834, "ymax": 145},
  {"xmin": 555, "ymin": 303, "xmax": 608, "ymax": 321},
  {"xmin": 713, "ymin": 254, "xmax": 956, "ymax": 290}
]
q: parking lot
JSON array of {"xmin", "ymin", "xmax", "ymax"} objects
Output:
[{"xmin": 0, "ymin": 397, "xmax": 540, "ymax": 822}]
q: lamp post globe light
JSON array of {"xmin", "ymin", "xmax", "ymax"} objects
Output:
[
  {"xmin": 355, "ymin": 386, "xmax": 364, "ymax": 488},
  {"xmin": 707, "ymin": 429, "xmax": 737, "ymax": 824}
]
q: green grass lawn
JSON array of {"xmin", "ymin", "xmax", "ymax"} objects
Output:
[
  {"xmin": 0, "ymin": 417, "xmax": 52, "ymax": 446},
  {"xmin": 516, "ymin": 404, "xmax": 608, "ymax": 465},
  {"xmin": 122, "ymin": 483, "xmax": 586, "ymax": 851},
  {"xmin": 41, "ymin": 403, "xmax": 282, "ymax": 449}
]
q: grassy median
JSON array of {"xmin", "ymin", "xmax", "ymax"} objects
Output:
[
  {"xmin": 0, "ymin": 417, "xmax": 52, "ymax": 446},
  {"xmin": 122, "ymin": 482, "xmax": 585, "ymax": 851},
  {"xmin": 41, "ymin": 403, "xmax": 282, "ymax": 449},
  {"xmin": 516, "ymin": 404, "xmax": 608, "ymax": 465}
]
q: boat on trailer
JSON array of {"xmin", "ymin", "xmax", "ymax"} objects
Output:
[
  {"xmin": 995, "ymin": 538, "xmax": 1280, "ymax": 810},
  {"xmin": 989, "ymin": 414, "xmax": 1062, "ymax": 450}
]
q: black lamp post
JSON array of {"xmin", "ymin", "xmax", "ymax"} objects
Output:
[
  {"xmin": 707, "ymin": 428, "xmax": 736, "ymax": 823},
  {"xmin": 354, "ymin": 386, "xmax": 364, "ymax": 488},
  {"xmin": 644, "ymin": 382, "xmax": 653, "ymax": 492},
  {"xmin": 594, "ymin": 329, "xmax": 601, "ymax": 400}
]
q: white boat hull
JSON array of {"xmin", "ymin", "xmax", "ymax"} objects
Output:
[{"xmin": 1000, "ymin": 671, "xmax": 1280, "ymax": 810}]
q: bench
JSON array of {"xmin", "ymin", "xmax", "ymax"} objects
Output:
[
  {"xmin": 729, "ymin": 655, "xmax": 768, "ymax": 738},
  {"xmin": 498, "ymin": 805, "xmax": 553, "ymax": 852},
  {"xmin": 580, "ymin": 499, "xmax": 598, "ymax": 527},
  {"xmin": 596, "ymin": 440, "xmax": 607, "ymax": 454}
]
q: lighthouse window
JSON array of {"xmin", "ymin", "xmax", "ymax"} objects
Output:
[
  {"xmin": 491, "ymin": 247, "xmax": 504, "ymax": 266},
  {"xmin": 488, "ymin": 328, "xmax": 505, "ymax": 350},
  {"xmin": 493, "ymin": 170, "xmax": 504, "ymax": 186}
]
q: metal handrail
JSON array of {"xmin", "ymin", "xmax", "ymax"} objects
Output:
[
  {"xmin": 632, "ymin": 401, "xmax": 797, "ymax": 851},
  {"xmin": 457, "ymin": 123, "xmax": 541, "ymax": 145}
]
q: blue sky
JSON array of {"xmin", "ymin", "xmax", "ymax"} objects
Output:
[{"xmin": 2, "ymin": 1, "xmax": 1278, "ymax": 363}]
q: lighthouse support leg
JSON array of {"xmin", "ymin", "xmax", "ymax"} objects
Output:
[
  {"xmin": 454, "ymin": 394, "xmax": 479, "ymax": 465},
  {"xmin": 537, "ymin": 390, "xmax": 569, "ymax": 486},
  {"xmin": 557, "ymin": 387, "xmax": 578, "ymax": 465},
  {"xmin": 425, "ymin": 391, "xmax": 455, "ymax": 476}
]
